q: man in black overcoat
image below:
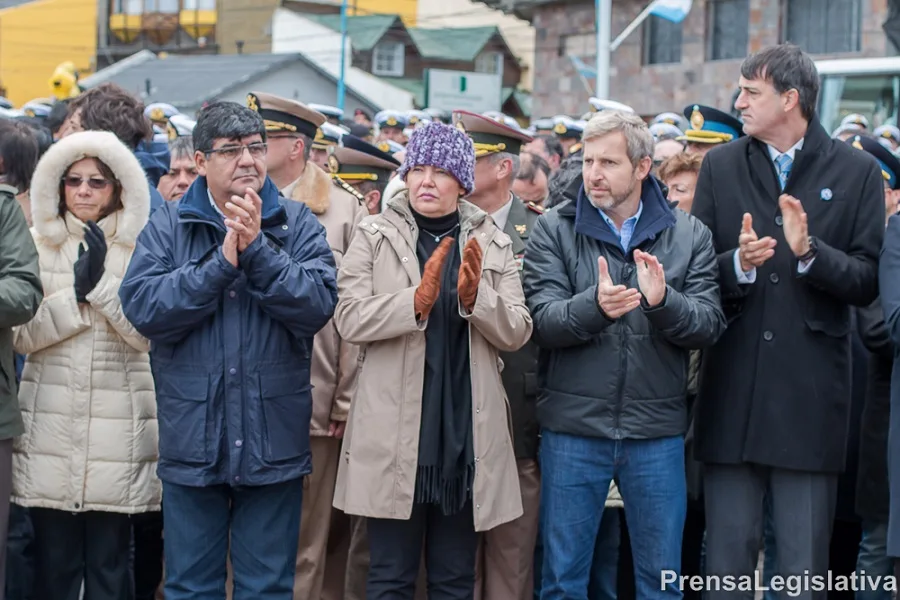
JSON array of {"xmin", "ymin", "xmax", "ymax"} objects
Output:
[{"xmin": 691, "ymin": 43, "xmax": 885, "ymax": 599}]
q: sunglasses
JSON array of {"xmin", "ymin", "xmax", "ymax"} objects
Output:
[{"xmin": 62, "ymin": 175, "xmax": 112, "ymax": 190}]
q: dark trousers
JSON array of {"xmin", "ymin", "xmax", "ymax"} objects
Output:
[
  {"xmin": 162, "ymin": 479, "xmax": 303, "ymax": 600},
  {"xmin": 704, "ymin": 463, "xmax": 837, "ymax": 600},
  {"xmin": 131, "ymin": 511, "xmax": 163, "ymax": 600},
  {"xmin": 681, "ymin": 499, "xmax": 706, "ymax": 600},
  {"xmin": 0, "ymin": 438, "xmax": 12, "ymax": 600},
  {"xmin": 367, "ymin": 501, "xmax": 478, "ymax": 600},
  {"xmin": 30, "ymin": 508, "xmax": 132, "ymax": 600},
  {"xmin": 5, "ymin": 504, "xmax": 33, "ymax": 600}
]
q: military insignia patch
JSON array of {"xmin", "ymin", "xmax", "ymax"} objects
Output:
[
  {"xmin": 328, "ymin": 154, "xmax": 340, "ymax": 174},
  {"xmin": 167, "ymin": 122, "xmax": 177, "ymax": 141},
  {"xmin": 515, "ymin": 224, "xmax": 527, "ymax": 235},
  {"xmin": 553, "ymin": 122, "xmax": 567, "ymax": 135},
  {"xmin": 515, "ymin": 252, "xmax": 524, "ymax": 271},
  {"xmin": 386, "ymin": 117, "xmax": 398, "ymax": 127},
  {"xmin": 690, "ymin": 106, "xmax": 704, "ymax": 131},
  {"xmin": 150, "ymin": 107, "xmax": 165, "ymax": 122},
  {"xmin": 377, "ymin": 142, "xmax": 391, "ymax": 153},
  {"xmin": 246, "ymin": 93, "xmax": 259, "ymax": 113},
  {"xmin": 456, "ymin": 120, "xmax": 466, "ymax": 134},
  {"xmin": 24, "ymin": 108, "xmax": 34, "ymax": 118}
]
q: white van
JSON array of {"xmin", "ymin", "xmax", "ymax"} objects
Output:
[{"xmin": 815, "ymin": 56, "xmax": 900, "ymax": 133}]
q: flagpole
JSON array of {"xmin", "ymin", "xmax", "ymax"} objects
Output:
[
  {"xmin": 595, "ymin": 0, "xmax": 611, "ymax": 98},
  {"xmin": 337, "ymin": 0, "xmax": 348, "ymax": 112},
  {"xmin": 610, "ymin": 2, "xmax": 657, "ymax": 52}
]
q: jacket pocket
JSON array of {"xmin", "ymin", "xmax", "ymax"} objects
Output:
[
  {"xmin": 259, "ymin": 373, "xmax": 313, "ymax": 463},
  {"xmin": 157, "ymin": 374, "xmax": 211, "ymax": 465}
]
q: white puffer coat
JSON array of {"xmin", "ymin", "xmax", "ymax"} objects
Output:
[{"xmin": 12, "ymin": 131, "xmax": 160, "ymax": 514}]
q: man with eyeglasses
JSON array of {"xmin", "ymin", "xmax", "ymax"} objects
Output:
[
  {"xmin": 119, "ymin": 100, "xmax": 338, "ymax": 600},
  {"xmin": 247, "ymin": 91, "xmax": 367, "ymax": 600}
]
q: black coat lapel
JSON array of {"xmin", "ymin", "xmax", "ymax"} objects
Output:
[{"xmin": 748, "ymin": 138, "xmax": 780, "ymax": 201}]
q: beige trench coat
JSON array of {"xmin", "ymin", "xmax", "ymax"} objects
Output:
[
  {"xmin": 332, "ymin": 191, "xmax": 533, "ymax": 532},
  {"xmin": 281, "ymin": 164, "xmax": 367, "ymax": 435}
]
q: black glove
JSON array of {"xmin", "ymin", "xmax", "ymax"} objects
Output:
[{"xmin": 73, "ymin": 221, "xmax": 107, "ymax": 303}]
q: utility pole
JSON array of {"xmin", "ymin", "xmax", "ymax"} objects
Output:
[
  {"xmin": 337, "ymin": 0, "xmax": 349, "ymax": 112},
  {"xmin": 595, "ymin": 0, "xmax": 612, "ymax": 98}
]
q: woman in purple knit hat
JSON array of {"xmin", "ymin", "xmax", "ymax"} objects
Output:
[{"xmin": 332, "ymin": 121, "xmax": 533, "ymax": 599}]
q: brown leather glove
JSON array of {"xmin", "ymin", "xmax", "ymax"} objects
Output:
[
  {"xmin": 414, "ymin": 237, "xmax": 455, "ymax": 320},
  {"xmin": 458, "ymin": 237, "xmax": 483, "ymax": 313}
]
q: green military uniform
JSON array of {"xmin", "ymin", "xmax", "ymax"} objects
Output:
[{"xmin": 498, "ymin": 196, "xmax": 543, "ymax": 459}]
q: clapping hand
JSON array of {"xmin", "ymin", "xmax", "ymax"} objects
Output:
[
  {"xmin": 738, "ymin": 213, "xmax": 776, "ymax": 272},
  {"xmin": 73, "ymin": 221, "xmax": 107, "ymax": 303},
  {"xmin": 633, "ymin": 249, "xmax": 666, "ymax": 307},
  {"xmin": 224, "ymin": 188, "xmax": 263, "ymax": 252},
  {"xmin": 778, "ymin": 194, "xmax": 810, "ymax": 257},
  {"xmin": 596, "ymin": 256, "xmax": 641, "ymax": 318}
]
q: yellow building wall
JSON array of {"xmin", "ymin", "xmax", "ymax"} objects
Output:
[
  {"xmin": 0, "ymin": 0, "xmax": 97, "ymax": 107},
  {"xmin": 352, "ymin": 0, "xmax": 417, "ymax": 25}
]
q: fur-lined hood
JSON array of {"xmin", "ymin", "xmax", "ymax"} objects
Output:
[
  {"xmin": 30, "ymin": 131, "xmax": 150, "ymax": 248},
  {"xmin": 287, "ymin": 163, "xmax": 332, "ymax": 215}
]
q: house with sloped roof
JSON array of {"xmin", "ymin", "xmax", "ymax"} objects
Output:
[
  {"xmin": 273, "ymin": 4, "xmax": 530, "ymax": 120},
  {"xmin": 79, "ymin": 50, "xmax": 381, "ymax": 118}
]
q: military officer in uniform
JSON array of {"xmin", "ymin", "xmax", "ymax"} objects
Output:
[
  {"xmin": 678, "ymin": 104, "xmax": 745, "ymax": 156},
  {"xmin": 551, "ymin": 115, "xmax": 585, "ymax": 157},
  {"xmin": 374, "ymin": 110, "xmax": 409, "ymax": 145},
  {"xmin": 452, "ymin": 109, "xmax": 543, "ymax": 600},
  {"xmin": 328, "ymin": 134, "xmax": 401, "ymax": 215},
  {"xmin": 309, "ymin": 122, "xmax": 347, "ymax": 171},
  {"xmin": 244, "ymin": 91, "xmax": 366, "ymax": 600},
  {"xmin": 309, "ymin": 102, "xmax": 344, "ymax": 125}
]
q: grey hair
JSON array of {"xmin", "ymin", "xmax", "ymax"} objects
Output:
[
  {"xmin": 193, "ymin": 101, "xmax": 266, "ymax": 153},
  {"xmin": 298, "ymin": 133, "xmax": 313, "ymax": 162},
  {"xmin": 168, "ymin": 136, "xmax": 194, "ymax": 162},
  {"xmin": 489, "ymin": 151, "xmax": 520, "ymax": 182},
  {"xmin": 741, "ymin": 43, "xmax": 818, "ymax": 121},
  {"xmin": 582, "ymin": 110, "xmax": 653, "ymax": 167}
]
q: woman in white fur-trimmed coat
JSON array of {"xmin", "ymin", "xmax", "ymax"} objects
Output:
[{"xmin": 12, "ymin": 131, "xmax": 160, "ymax": 600}]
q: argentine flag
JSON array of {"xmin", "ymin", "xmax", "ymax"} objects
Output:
[{"xmin": 648, "ymin": 0, "xmax": 693, "ymax": 23}]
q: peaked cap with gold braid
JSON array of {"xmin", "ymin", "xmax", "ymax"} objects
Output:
[{"xmin": 452, "ymin": 109, "xmax": 533, "ymax": 158}]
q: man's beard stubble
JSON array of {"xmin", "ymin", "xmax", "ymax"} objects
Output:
[{"xmin": 588, "ymin": 179, "xmax": 637, "ymax": 211}]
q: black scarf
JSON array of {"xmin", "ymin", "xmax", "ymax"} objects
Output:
[{"xmin": 411, "ymin": 207, "xmax": 475, "ymax": 516}]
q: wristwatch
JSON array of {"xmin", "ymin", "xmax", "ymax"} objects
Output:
[{"xmin": 797, "ymin": 236, "xmax": 817, "ymax": 263}]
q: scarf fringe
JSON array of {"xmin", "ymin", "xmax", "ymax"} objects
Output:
[{"xmin": 414, "ymin": 463, "xmax": 475, "ymax": 516}]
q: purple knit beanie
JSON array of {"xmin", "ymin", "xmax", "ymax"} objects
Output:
[{"xmin": 397, "ymin": 121, "xmax": 476, "ymax": 195}]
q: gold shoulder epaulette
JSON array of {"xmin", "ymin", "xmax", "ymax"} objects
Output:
[
  {"xmin": 333, "ymin": 175, "xmax": 365, "ymax": 204},
  {"xmin": 526, "ymin": 201, "xmax": 545, "ymax": 214}
]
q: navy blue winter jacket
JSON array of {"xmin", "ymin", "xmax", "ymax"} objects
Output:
[{"xmin": 120, "ymin": 176, "xmax": 337, "ymax": 487}]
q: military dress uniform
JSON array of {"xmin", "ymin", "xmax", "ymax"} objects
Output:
[
  {"xmin": 678, "ymin": 104, "xmax": 745, "ymax": 154},
  {"xmin": 328, "ymin": 134, "xmax": 401, "ymax": 215},
  {"xmin": 242, "ymin": 91, "xmax": 367, "ymax": 600},
  {"xmin": 453, "ymin": 109, "xmax": 543, "ymax": 600}
]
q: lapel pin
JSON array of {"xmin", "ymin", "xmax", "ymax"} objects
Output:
[
  {"xmin": 515, "ymin": 224, "xmax": 527, "ymax": 235},
  {"xmin": 820, "ymin": 188, "xmax": 833, "ymax": 201}
]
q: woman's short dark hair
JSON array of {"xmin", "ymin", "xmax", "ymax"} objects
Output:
[
  {"xmin": 58, "ymin": 157, "xmax": 123, "ymax": 219},
  {"xmin": 740, "ymin": 43, "xmax": 819, "ymax": 121},
  {"xmin": 0, "ymin": 119, "xmax": 39, "ymax": 193},
  {"xmin": 193, "ymin": 102, "xmax": 266, "ymax": 154},
  {"xmin": 69, "ymin": 83, "xmax": 152, "ymax": 149},
  {"xmin": 46, "ymin": 99, "xmax": 71, "ymax": 136}
]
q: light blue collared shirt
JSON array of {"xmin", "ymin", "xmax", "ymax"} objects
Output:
[
  {"xmin": 208, "ymin": 189, "xmax": 226, "ymax": 221},
  {"xmin": 599, "ymin": 201, "xmax": 643, "ymax": 252}
]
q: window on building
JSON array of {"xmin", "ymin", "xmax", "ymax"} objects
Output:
[
  {"xmin": 562, "ymin": 33, "xmax": 596, "ymax": 59},
  {"xmin": 373, "ymin": 41, "xmax": 405, "ymax": 77},
  {"xmin": 708, "ymin": 0, "xmax": 749, "ymax": 60},
  {"xmin": 784, "ymin": 0, "xmax": 861, "ymax": 54},
  {"xmin": 644, "ymin": 15, "xmax": 682, "ymax": 65},
  {"xmin": 112, "ymin": 0, "xmax": 143, "ymax": 14},
  {"xmin": 183, "ymin": 0, "xmax": 216, "ymax": 9},
  {"xmin": 475, "ymin": 51, "xmax": 504, "ymax": 79},
  {"xmin": 145, "ymin": 0, "xmax": 179, "ymax": 11}
]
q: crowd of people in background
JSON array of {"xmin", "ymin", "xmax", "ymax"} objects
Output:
[{"xmin": 0, "ymin": 41, "xmax": 897, "ymax": 600}]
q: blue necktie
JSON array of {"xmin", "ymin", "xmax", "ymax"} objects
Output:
[{"xmin": 775, "ymin": 153, "xmax": 793, "ymax": 190}]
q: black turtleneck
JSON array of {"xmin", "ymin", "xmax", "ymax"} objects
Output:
[{"xmin": 409, "ymin": 206, "xmax": 474, "ymax": 516}]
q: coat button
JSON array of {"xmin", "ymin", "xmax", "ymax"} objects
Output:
[
  {"xmin": 775, "ymin": 216, "xmax": 784, "ymax": 226},
  {"xmin": 229, "ymin": 367, "xmax": 237, "ymax": 375},
  {"xmin": 476, "ymin": 504, "xmax": 481, "ymax": 509},
  {"xmin": 402, "ymin": 257, "xmax": 408, "ymax": 262},
  {"xmin": 74, "ymin": 502, "xmax": 80, "ymax": 509},
  {"xmin": 282, "ymin": 224, "xmax": 288, "ymax": 230},
  {"xmin": 769, "ymin": 273, "xmax": 779, "ymax": 284},
  {"xmin": 234, "ymin": 476, "xmax": 241, "ymax": 483},
  {"xmin": 235, "ymin": 440, "xmax": 243, "ymax": 448},
  {"xmin": 476, "ymin": 408, "xmax": 480, "ymax": 414},
  {"xmin": 763, "ymin": 331, "xmax": 774, "ymax": 341},
  {"xmin": 229, "ymin": 290, "xmax": 236, "ymax": 298},
  {"xmin": 475, "ymin": 457, "xmax": 479, "ymax": 462}
]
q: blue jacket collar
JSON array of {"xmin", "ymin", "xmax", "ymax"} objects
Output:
[
  {"xmin": 178, "ymin": 176, "xmax": 288, "ymax": 234},
  {"xmin": 573, "ymin": 177, "xmax": 676, "ymax": 254}
]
